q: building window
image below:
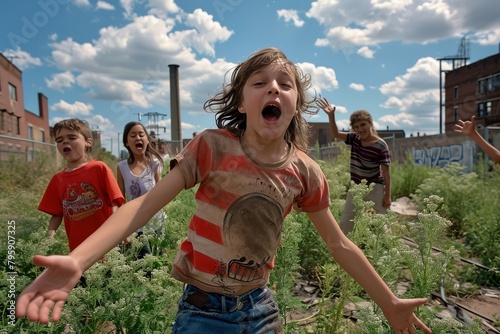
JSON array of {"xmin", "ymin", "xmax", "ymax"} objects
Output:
[
  {"xmin": 487, "ymin": 77, "xmax": 493, "ymax": 92},
  {"xmin": 478, "ymin": 80, "xmax": 484, "ymax": 94},
  {"xmin": 486, "ymin": 101, "xmax": 492, "ymax": 115},
  {"xmin": 479, "ymin": 75, "xmax": 500, "ymax": 94},
  {"xmin": 28, "ymin": 126, "xmax": 33, "ymax": 140},
  {"xmin": 492, "ymin": 74, "xmax": 500, "ymax": 91},
  {"xmin": 453, "ymin": 107, "xmax": 459, "ymax": 122},
  {"xmin": 477, "ymin": 103, "xmax": 485, "ymax": 117},
  {"xmin": 41, "ymin": 129, "xmax": 45, "ymax": 142},
  {"xmin": 8, "ymin": 83, "xmax": 17, "ymax": 101},
  {"xmin": 454, "ymin": 86, "xmax": 458, "ymax": 99},
  {"xmin": 1, "ymin": 111, "xmax": 20, "ymax": 134}
]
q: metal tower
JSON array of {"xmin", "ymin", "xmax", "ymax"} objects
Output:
[{"xmin": 137, "ymin": 112, "xmax": 167, "ymax": 138}]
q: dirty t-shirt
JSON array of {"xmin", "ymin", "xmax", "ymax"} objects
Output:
[{"xmin": 170, "ymin": 129, "xmax": 330, "ymax": 296}]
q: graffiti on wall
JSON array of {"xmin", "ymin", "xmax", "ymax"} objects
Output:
[{"xmin": 412, "ymin": 141, "xmax": 475, "ymax": 171}]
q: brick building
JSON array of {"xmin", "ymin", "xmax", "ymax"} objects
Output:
[
  {"xmin": 0, "ymin": 52, "xmax": 51, "ymax": 160},
  {"xmin": 444, "ymin": 52, "xmax": 500, "ymax": 133}
]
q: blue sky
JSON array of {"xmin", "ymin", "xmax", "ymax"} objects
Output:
[{"xmin": 2, "ymin": 0, "xmax": 499, "ymax": 156}]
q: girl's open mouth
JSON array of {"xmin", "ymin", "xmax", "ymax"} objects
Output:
[{"xmin": 262, "ymin": 105, "xmax": 281, "ymax": 121}]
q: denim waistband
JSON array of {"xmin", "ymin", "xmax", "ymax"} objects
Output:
[{"xmin": 183, "ymin": 284, "xmax": 269, "ymax": 313}]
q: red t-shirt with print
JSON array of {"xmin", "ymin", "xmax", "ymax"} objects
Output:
[{"xmin": 38, "ymin": 160, "xmax": 124, "ymax": 251}]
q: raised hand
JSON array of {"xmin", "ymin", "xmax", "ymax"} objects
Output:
[
  {"xmin": 454, "ymin": 115, "xmax": 476, "ymax": 137},
  {"xmin": 316, "ymin": 97, "xmax": 336, "ymax": 116},
  {"xmin": 16, "ymin": 255, "xmax": 82, "ymax": 323}
]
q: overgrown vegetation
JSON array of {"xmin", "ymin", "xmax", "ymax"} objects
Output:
[{"xmin": 1, "ymin": 145, "xmax": 498, "ymax": 333}]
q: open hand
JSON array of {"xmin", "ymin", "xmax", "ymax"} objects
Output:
[
  {"xmin": 383, "ymin": 297, "xmax": 432, "ymax": 334},
  {"xmin": 16, "ymin": 255, "xmax": 82, "ymax": 323},
  {"xmin": 454, "ymin": 115, "xmax": 476, "ymax": 137},
  {"xmin": 316, "ymin": 97, "xmax": 336, "ymax": 115}
]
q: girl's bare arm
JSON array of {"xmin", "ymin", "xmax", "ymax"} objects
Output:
[{"xmin": 307, "ymin": 208, "xmax": 431, "ymax": 334}]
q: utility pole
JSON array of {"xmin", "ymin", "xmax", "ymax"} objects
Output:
[{"xmin": 117, "ymin": 132, "xmax": 122, "ymax": 157}]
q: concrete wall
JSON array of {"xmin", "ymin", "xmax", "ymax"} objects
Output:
[
  {"xmin": 315, "ymin": 132, "xmax": 500, "ymax": 172},
  {"xmin": 394, "ymin": 134, "xmax": 476, "ymax": 171}
]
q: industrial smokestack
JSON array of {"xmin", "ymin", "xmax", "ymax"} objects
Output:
[{"xmin": 169, "ymin": 64, "xmax": 182, "ymax": 150}]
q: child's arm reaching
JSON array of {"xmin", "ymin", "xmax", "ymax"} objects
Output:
[
  {"xmin": 316, "ymin": 97, "xmax": 348, "ymax": 142},
  {"xmin": 16, "ymin": 166, "xmax": 187, "ymax": 323},
  {"xmin": 307, "ymin": 208, "xmax": 431, "ymax": 334},
  {"xmin": 455, "ymin": 116, "xmax": 500, "ymax": 163}
]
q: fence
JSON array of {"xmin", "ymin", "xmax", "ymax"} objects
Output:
[{"xmin": 0, "ymin": 134, "xmax": 58, "ymax": 163}]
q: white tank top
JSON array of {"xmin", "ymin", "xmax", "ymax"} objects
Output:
[{"xmin": 118, "ymin": 159, "xmax": 165, "ymax": 233}]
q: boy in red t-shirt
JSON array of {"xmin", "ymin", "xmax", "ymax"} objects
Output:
[{"xmin": 38, "ymin": 118, "xmax": 124, "ymax": 252}]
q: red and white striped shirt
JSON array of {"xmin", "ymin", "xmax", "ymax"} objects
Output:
[{"xmin": 170, "ymin": 129, "xmax": 330, "ymax": 296}]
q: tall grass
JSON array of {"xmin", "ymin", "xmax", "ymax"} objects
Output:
[{"xmin": 1, "ymin": 149, "xmax": 498, "ymax": 332}]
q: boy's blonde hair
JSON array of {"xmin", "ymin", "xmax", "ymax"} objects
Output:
[
  {"xmin": 350, "ymin": 110, "xmax": 373, "ymax": 127},
  {"xmin": 350, "ymin": 110, "xmax": 380, "ymax": 137},
  {"xmin": 204, "ymin": 47, "xmax": 316, "ymax": 152},
  {"xmin": 53, "ymin": 118, "xmax": 93, "ymax": 154}
]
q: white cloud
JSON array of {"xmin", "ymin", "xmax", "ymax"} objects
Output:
[
  {"xmin": 73, "ymin": 0, "xmax": 91, "ymax": 7},
  {"xmin": 308, "ymin": 0, "xmax": 500, "ymax": 52},
  {"xmin": 2, "ymin": 48, "xmax": 42, "ymax": 70},
  {"xmin": 277, "ymin": 9, "xmax": 305, "ymax": 27},
  {"xmin": 474, "ymin": 29, "xmax": 500, "ymax": 45},
  {"xmin": 46, "ymin": 71, "xmax": 76, "ymax": 91},
  {"xmin": 176, "ymin": 9, "xmax": 234, "ymax": 56},
  {"xmin": 299, "ymin": 62, "xmax": 339, "ymax": 95},
  {"xmin": 377, "ymin": 57, "xmax": 454, "ymax": 134},
  {"xmin": 46, "ymin": 9, "xmax": 236, "ymax": 111},
  {"xmin": 357, "ymin": 46, "xmax": 374, "ymax": 58},
  {"xmin": 379, "ymin": 57, "xmax": 441, "ymax": 96},
  {"xmin": 96, "ymin": 1, "xmax": 115, "ymax": 11},
  {"xmin": 349, "ymin": 83, "xmax": 365, "ymax": 91},
  {"xmin": 86, "ymin": 114, "xmax": 115, "ymax": 131},
  {"xmin": 147, "ymin": 0, "xmax": 182, "ymax": 19},
  {"xmin": 333, "ymin": 105, "xmax": 348, "ymax": 115},
  {"xmin": 51, "ymin": 100, "xmax": 93, "ymax": 116},
  {"xmin": 76, "ymin": 72, "xmax": 150, "ymax": 108},
  {"xmin": 120, "ymin": 0, "xmax": 135, "ymax": 19}
]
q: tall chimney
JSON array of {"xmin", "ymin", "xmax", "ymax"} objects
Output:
[
  {"xmin": 37, "ymin": 93, "xmax": 48, "ymax": 120},
  {"xmin": 169, "ymin": 64, "xmax": 182, "ymax": 151}
]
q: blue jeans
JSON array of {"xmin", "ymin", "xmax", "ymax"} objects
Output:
[{"xmin": 172, "ymin": 284, "xmax": 283, "ymax": 334}]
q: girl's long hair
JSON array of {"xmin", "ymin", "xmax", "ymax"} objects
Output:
[
  {"xmin": 122, "ymin": 122, "xmax": 164, "ymax": 166},
  {"xmin": 203, "ymin": 47, "xmax": 317, "ymax": 152}
]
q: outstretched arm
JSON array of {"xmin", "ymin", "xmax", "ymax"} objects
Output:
[
  {"xmin": 17, "ymin": 166, "xmax": 187, "ymax": 323},
  {"xmin": 455, "ymin": 116, "xmax": 500, "ymax": 163},
  {"xmin": 316, "ymin": 97, "xmax": 348, "ymax": 141},
  {"xmin": 307, "ymin": 208, "xmax": 431, "ymax": 334}
]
